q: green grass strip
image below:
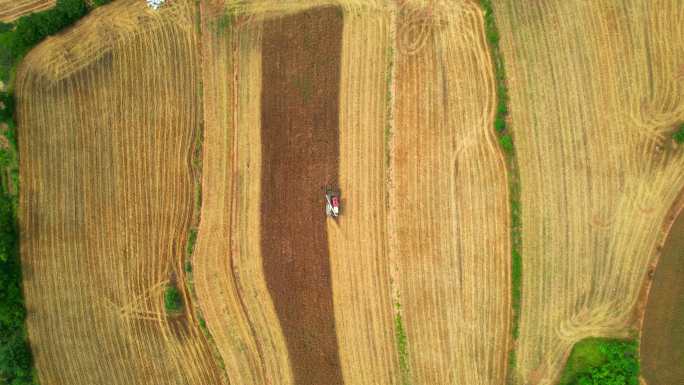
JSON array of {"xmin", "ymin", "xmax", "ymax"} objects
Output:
[
  {"xmin": 394, "ymin": 303, "xmax": 412, "ymax": 385},
  {"xmin": 477, "ymin": 1, "xmax": 523, "ymax": 382}
]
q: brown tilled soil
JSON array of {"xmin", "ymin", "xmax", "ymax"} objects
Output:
[
  {"xmin": 641, "ymin": 209, "xmax": 684, "ymax": 385},
  {"xmin": 260, "ymin": 7, "xmax": 344, "ymax": 385}
]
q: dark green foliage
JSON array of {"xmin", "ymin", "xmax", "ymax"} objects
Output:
[
  {"xmin": 499, "ymin": 134, "xmax": 514, "ymax": 153},
  {"xmin": 92, "ymin": 0, "xmax": 112, "ymax": 6},
  {"xmin": 0, "ymin": 0, "xmax": 90, "ymax": 83},
  {"xmin": 0, "ymin": 191, "xmax": 33, "ymax": 385},
  {"xmin": 674, "ymin": 123, "xmax": 684, "ymax": 144},
  {"xmin": 0, "ymin": 22, "xmax": 12, "ymax": 33},
  {"xmin": 14, "ymin": 0, "xmax": 86, "ymax": 48},
  {"xmin": 0, "ymin": 92, "xmax": 14, "ymax": 121},
  {"xmin": 164, "ymin": 284, "xmax": 183, "ymax": 313},
  {"xmin": 559, "ymin": 339, "xmax": 639, "ymax": 385},
  {"xmin": 494, "ymin": 116, "xmax": 506, "ymax": 133}
]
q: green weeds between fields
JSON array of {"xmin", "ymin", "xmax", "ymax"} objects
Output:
[
  {"xmin": 394, "ymin": 302, "xmax": 411, "ymax": 385},
  {"xmin": 477, "ymin": 0, "xmax": 523, "ymax": 382}
]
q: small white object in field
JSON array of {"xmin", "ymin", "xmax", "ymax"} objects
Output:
[{"xmin": 146, "ymin": 0, "xmax": 165, "ymax": 10}]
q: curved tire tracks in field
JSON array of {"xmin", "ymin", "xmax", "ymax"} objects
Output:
[{"xmin": 493, "ymin": 1, "xmax": 684, "ymax": 383}]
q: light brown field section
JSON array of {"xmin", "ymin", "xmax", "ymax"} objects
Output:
[
  {"xmin": 389, "ymin": 2, "xmax": 510, "ymax": 384},
  {"xmin": 493, "ymin": 1, "xmax": 684, "ymax": 384},
  {"xmin": 0, "ymin": 0, "xmax": 54, "ymax": 22},
  {"xmin": 641, "ymin": 203, "xmax": 684, "ymax": 385},
  {"xmin": 193, "ymin": 3, "xmax": 294, "ymax": 385},
  {"xmin": 326, "ymin": 3, "xmax": 400, "ymax": 384},
  {"xmin": 260, "ymin": 7, "xmax": 344, "ymax": 385},
  {"xmin": 15, "ymin": 1, "xmax": 516, "ymax": 385},
  {"xmin": 16, "ymin": 1, "xmax": 226, "ymax": 385}
]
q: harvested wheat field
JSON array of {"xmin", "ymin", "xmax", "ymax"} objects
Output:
[
  {"xmin": 16, "ymin": 0, "xmax": 513, "ymax": 384},
  {"xmin": 0, "ymin": 0, "xmax": 54, "ymax": 22},
  {"xmin": 389, "ymin": 2, "xmax": 510, "ymax": 385},
  {"xmin": 16, "ymin": 1, "xmax": 226, "ymax": 384},
  {"xmin": 493, "ymin": 1, "xmax": 684, "ymax": 384},
  {"xmin": 194, "ymin": 1, "xmax": 510, "ymax": 385}
]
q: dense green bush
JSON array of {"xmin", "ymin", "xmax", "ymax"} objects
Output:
[
  {"xmin": 499, "ymin": 134, "xmax": 514, "ymax": 153},
  {"xmin": 0, "ymin": 190, "xmax": 33, "ymax": 385},
  {"xmin": 164, "ymin": 284, "xmax": 183, "ymax": 313},
  {"xmin": 559, "ymin": 339, "xmax": 639, "ymax": 385}
]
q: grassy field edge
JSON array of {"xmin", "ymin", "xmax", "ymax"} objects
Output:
[
  {"xmin": 0, "ymin": 1, "xmax": 111, "ymax": 384},
  {"xmin": 476, "ymin": 1, "xmax": 522, "ymax": 383}
]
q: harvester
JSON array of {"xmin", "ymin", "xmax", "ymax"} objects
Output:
[{"xmin": 325, "ymin": 188, "xmax": 340, "ymax": 218}]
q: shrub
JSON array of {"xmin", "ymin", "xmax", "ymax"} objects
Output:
[
  {"xmin": 0, "ymin": 0, "xmax": 90, "ymax": 83},
  {"xmin": 494, "ymin": 116, "xmax": 506, "ymax": 133},
  {"xmin": 559, "ymin": 338, "xmax": 639, "ymax": 385},
  {"xmin": 0, "ymin": 23, "xmax": 12, "ymax": 34},
  {"xmin": 499, "ymin": 134, "xmax": 514, "ymax": 153},
  {"xmin": 0, "ymin": 92, "xmax": 14, "ymax": 121},
  {"xmin": 497, "ymin": 100, "xmax": 508, "ymax": 115},
  {"xmin": 164, "ymin": 284, "xmax": 183, "ymax": 313}
]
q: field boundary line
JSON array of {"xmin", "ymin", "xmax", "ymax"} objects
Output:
[{"xmin": 476, "ymin": 1, "xmax": 521, "ymax": 383}]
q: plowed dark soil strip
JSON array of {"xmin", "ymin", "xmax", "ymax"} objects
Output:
[
  {"xmin": 260, "ymin": 7, "xmax": 344, "ymax": 385},
  {"xmin": 641, "ymin": 209, "xmax": 684, "ymax": 385}
]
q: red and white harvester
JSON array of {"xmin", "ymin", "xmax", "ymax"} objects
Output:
[{"xmin": 325, "ymin": 188, "xmax": 340, "ymax": 218}]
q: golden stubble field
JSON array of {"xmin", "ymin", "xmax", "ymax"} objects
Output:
[
  {"xmin": 17, "ymin": 1, "xmax": 225, "ymax": 384},
  {"xmin": 17, "ymin": 0, "xmax": 511, "ymax": 384},
  {"xmin": 0, "ymin": 0, "xmax": 54, "ymax": 22},
  {"xmin": 493, "ymin": 1, "xmax": 684, "ymax": 384}
]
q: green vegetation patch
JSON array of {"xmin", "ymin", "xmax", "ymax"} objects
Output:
[
  {"xmin": 0, "ymin": 0, "xmax": 112, "ymax": 85},
  {"xmin": 394, "ymin": 303, "xmax": 411, "ymax": 385},
  {"xmin": 558, "ymin": 338, "xmax": 639, "ymax": 385},
  {"xmin": 673, "ymin": 123, "xmax": 684, "ymax": 144},
  {"xmin": 164, "ymin": 283, "xmax": 184, "ymax": 314},
  {"xmin": 0, "ymin": 92, "xmax": 29, "ymax": 385},
  {"xmin": 477, "ymin": 0, "xmax": 523, "ymax": 381}
]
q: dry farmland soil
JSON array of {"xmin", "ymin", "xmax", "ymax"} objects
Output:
[
  {"xmin": 0, "ymin": 0, "xmax": 55, "ymax": 22},
  {"xmin": 260, "ymin": 7, "xmax": 344, "ymax": 385},
  {"xmin": 641, "ymin": 208, "xmax": 684, "ymax": 385}
]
